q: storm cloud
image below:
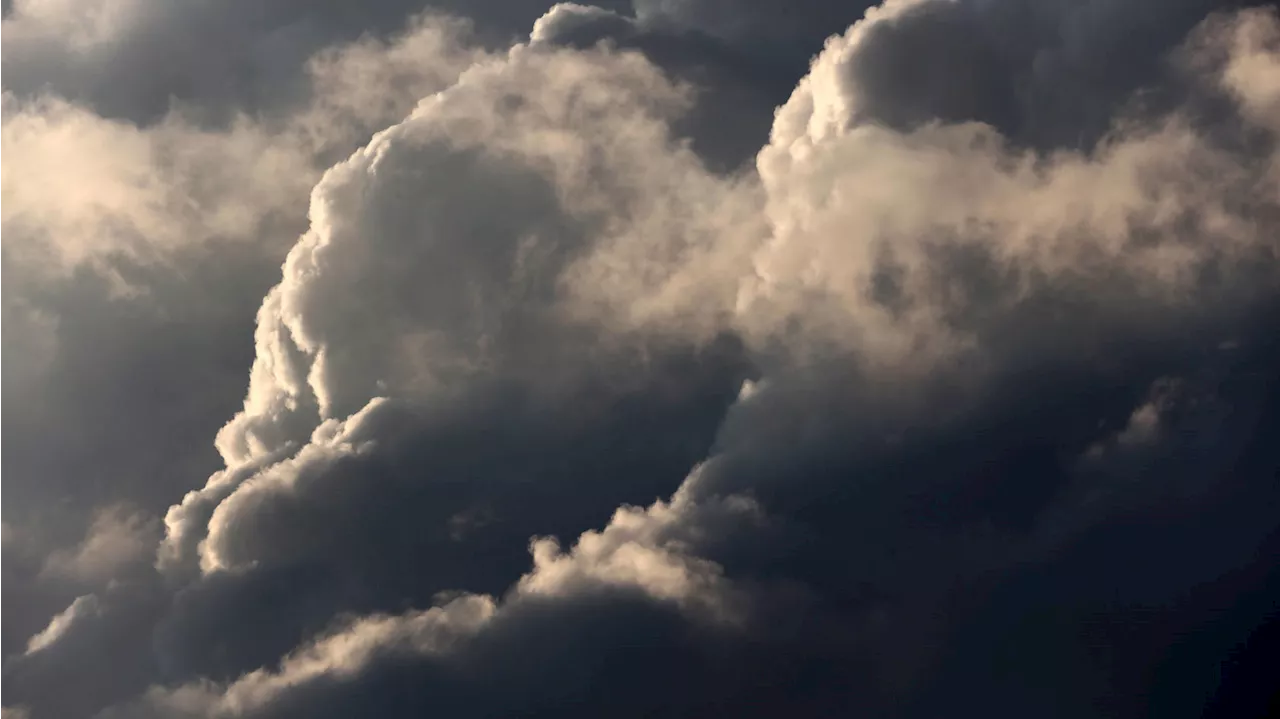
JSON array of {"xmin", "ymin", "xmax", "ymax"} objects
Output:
[{"xmin": 4, "ymin": 1, "xmax": 1280, "ymax": 718}]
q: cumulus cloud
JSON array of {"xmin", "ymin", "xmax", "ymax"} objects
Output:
[
  {"xmin": 5, "ymin": 2, "xmax": 1280, "ymax": 719},
  {"xmin": 0, "ymin": 3, "xmax": 496, "ymax": 671},
  {"xmin": 0, "ymin": 10, "xmax": 498, "ymax": 535},
  {"xmin": 117, "ymin": 487, "xmax": 761, "ymax": 719},
  {"xmin": 136, "ymin": 42, "xmax": 755, "ymax": 681}
]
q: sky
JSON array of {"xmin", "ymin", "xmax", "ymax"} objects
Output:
[{"xmin": 2, "ymin": 0, "xmax": 1280, "ymax": 717}]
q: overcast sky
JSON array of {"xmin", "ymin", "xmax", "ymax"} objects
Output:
[{"xmin": 3, "ymin": 1, "xmax": 1280, "ymax": 717}]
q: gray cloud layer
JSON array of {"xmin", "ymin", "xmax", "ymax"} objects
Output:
[{"xmin": 4, "ymin": 1, "xmax": 1280, "ymax": 718}]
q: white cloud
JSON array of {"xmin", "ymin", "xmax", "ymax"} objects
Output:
[
  {"xmin": 564, "ymin": 2, "xmax": 1280, "ymax": 382},
  {"xmin": 204, "ymin": 37, "xmax": 719, "ymax": 470},
  {"xmin": 115, "ymin": 594, "xmax": 496, "ymax": 719},
  {"xmin": 518, "ymin": 485, "xmax": 758, "ymax": 619},
  {"xmin": 1, "ymin": 12, "xmax": 489, "ymax": 280},
  {"xmin": 23, "ymin": 595, "xmax": 102, "ymax": 656}
]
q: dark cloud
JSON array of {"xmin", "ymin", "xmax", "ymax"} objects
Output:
[
  {"xmin": 532, "ymin": 3, "xmax": 798, "ymax": 170},
  {"xmin": 2, "ymin": 582, "xmax": 166, "ymax": 719},
  {"xmin": 633, "ymin": 0, "xmax": 878, "ymax": 58},
  {"xmin": 0, "ymin": 10, "xmax": 499, "ymax": 656},
  {"xmin": 0, "ymin": 8, "xmax": 496, "ymax": 529},
  {"xmin": 812, "ymin": 0, "xmax": 1269, "ymax": 148},
  {"xmin": 1, "ymin": 245, "xmax": 275, "ymax": 517},
  {"xmin": 0, "ymin": 0, "xmax": 629, "ymax": 124},
  {"xmin": 148, "ymin": 342, "xmax": 746, "ymax": 685},
  {"xmin": 5, "ymin": 2, "xmax": 1280, "ymax": 719},
  {"xmin": 641, "ymin": 0, "xmax": 1278, "ymax": 147}
]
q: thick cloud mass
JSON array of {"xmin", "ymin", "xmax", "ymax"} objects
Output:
[
  {"xmin": 5, "ymin": 1, "xmax": 1280, "ymax": 718},
  {"xmin": 1, "ymin": 11, "xmax": 497, "ymax": 657}
]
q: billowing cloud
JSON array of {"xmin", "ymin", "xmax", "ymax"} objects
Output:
[
  {"xmin": 0, "ymin": 6, "xmax": 495, "ymax": 662},
  {"xmin": 0, "ymin": 11, "xmax": 497, "ymax": 526},
  {"xmin": 5, "ymin": 2, "xmax": 1280, "ymax": 719}
]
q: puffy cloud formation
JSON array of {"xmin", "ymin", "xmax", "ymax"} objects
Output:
[
  {"xmin": 0, "ymin": 7, "xmax": 500, "ymax": 520},
  {"xmin": 5, "ymin": 1, "xmax": 1280, "ymax": 718},
  {"xmin": 0, "ymin": 7, "xmax": 492, "ymax": 659}
]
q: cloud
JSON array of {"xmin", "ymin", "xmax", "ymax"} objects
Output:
[
  {"xmin": 0, "ymin": 0, "xmax": 614, "ymax": 124},
  {"xmin": 5, "ymin": 3, "xmax": 1280, "ymax": 719},
  {"xmin": 205, "ymin": 36, "xmax": 731, "ymax": 463},
  {"xmin": 139, "ymin": 40, "xmax": 755, "ymax": 683},
  {"xmin": 632, "ymin": 0, "xmax": 878, "ymax": 57},
  {"xmin": 0, "ymin": 13, "xmax": 489, "ymax": 277},
  {"xmin": 21, "ymin": 595, "xmax": 102, "ymax": 656},
  {"xmin": 4, "ymin": 582, "xmax": 166, "ymax": 718},
  {"xmin": 531, "ymin": 2, "xmax": 799, "ymax": 170},
  {"xmin": 0, "ymin": 4, "xmax": 494, "ymax": 672},
  {"xmin": 0, "ymin": 11, "xmax": 495, "ymax": 532},
  {"xmin": 638, "ymin": 0, "xmax": 1270, "ymax": 145},
  {"xmin": 39, "ymin": 506, "xmax": 159, "ymax": 585},
  {"xmin": 115, "ymin": 488, "xmax": 760, "ymax": 719},
  {"xmin": 517, "ymin": 486, "xmax": 760, "ymax": 619},
  {"xmin": 2, "ymin": 527, "xmax": 71, "ymax": 662},
  {"xmin": 124, "ymin": 594, "xmax": 498, "ymax": 719},
  {"xmin": 568, "ymin": 1, "xmax": 1280, "ymax": 375},
  {"xmin": 124, "ymin": 4, "xmax": 1280, "ymax": 711}
]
